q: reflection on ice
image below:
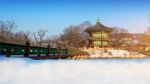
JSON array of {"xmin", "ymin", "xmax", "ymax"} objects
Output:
[{"xmin": 0, "ymin": 57, "xmax": 150, "ymax": 84}]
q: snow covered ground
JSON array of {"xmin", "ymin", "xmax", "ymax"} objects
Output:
[
  {"xmin": 0, "ymin": 57, "xmax": 150, "ymax": 84},
  {"xmin": 86, "ymin": 49, "xmax": 147, "ymax": 58}
]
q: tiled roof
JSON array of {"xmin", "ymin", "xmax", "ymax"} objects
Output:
[{"xmin": 86, "ymin": 21, "xmax": 113, "ymax": 33}]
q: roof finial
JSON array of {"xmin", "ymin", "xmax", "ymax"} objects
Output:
[
  {"xmin": 97, "ymin": 17, "xmax": 100, "ymax": 22},
  {"xmin": 96, "ymin": 17, "xmax": 101, "ymax": 25}
]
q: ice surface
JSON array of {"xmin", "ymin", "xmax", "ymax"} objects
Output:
[{"xmin": 0, "ymin": 57, "xmax": 150, "ymax": 84}]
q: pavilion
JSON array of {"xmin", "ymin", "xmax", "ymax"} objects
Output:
[{"xmin": 86, "ymin": 19, "xmax": 113, "ymax": 48}]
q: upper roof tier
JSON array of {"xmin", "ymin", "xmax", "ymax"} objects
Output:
[{"xmin": 86, "ymin": 19, "xmax": 113, "ymax": 33}]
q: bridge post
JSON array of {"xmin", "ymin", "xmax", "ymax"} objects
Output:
[
  {"xmin": 24, "ymin": 41, "xmax": 30, "ymax": 57},
  {"xmin": 6, "ymin": 45, "xmax": 11, "ymax": 57},
  {"xmin": 46, "ymin": 44, "xmax": 50, "ymax": 56},
  {"xmin": 65, "ymin": 48, "xmax": 70, "ymax": 58},
  {"xmin": 57, "ymin": 47, "xmax": 61, "ymax": 57},
  {"xmin": 37, "ymin": 48, "xmax": 41, "ymax": 57},
  {"xmin": 66, "ymin": 48, "xmax": 68, "ymax": 55}
]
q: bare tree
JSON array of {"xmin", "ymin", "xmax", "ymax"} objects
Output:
[
  {"xmin": 0, "ymin": 21, "xmax": 16, "ymax": 42},
  {"xmin": 59, "ymin": 25, "xmax": 84, "ymax": 49},
  {"xmin": 110, "ymin": 27, "xmax": 129, "ymax": 48},
  {"xmin": 46, "ymin": 35, "xmax": 59, "ymax": 48},
  {"xmin": 139, "ymin": 33, "xmax": 150, "ymax": 45},
  {"xmin": 78, "ymin": 21, "xmax": 93, "ymax": 43},
  {"xmin": 78, "ymin": 21, "xmax": 93, "ymax": 32},
  {"xmin": 33, "ymin": 29, "xmax": 48, "ymax": 46},
  {"xmin": 144, "ymin": 27, "xmax": 150, "ymax": 34},
  {"xmin": 140, "ymin": 27, "xmax": 150, "ymax": 45},
  {"xmin": 23, "ymin": 31, "xmax": 31, "ymax": 42},
  {"xmin": 58, "ymin": 21, "xmax": 92, "ymax": 49},
  {"xmin": 10, "ymin": 31, "xmax": 32, "ymax": 44}
]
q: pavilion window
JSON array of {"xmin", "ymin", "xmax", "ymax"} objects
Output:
[
  {"xmin": 102, "ymin": 41, "xmax": 108, "ymax": 45},
  {"xmin": 93, "ymin": 33, "xmax": 101, "ymax": 38},
  {"xmin": 93, "ymin": 41, "xmax": 101, "ymax": 45},
  {"xmin": 102, "ymin": 32, "xmax": 107, "ymax": 38}
]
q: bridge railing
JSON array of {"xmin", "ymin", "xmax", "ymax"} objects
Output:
[{"xmin": 0, "ymin": 41, "xmax": 68, "ymax": 59}]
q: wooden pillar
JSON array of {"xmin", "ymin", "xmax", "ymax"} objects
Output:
[
  {"xmin": 57, "ymin": 47, "xmax": 61, "ymax": 56},
  {"xmin": 24, "ymin": 41, "xmax": 30, "ymax": 57},
  {"xmin": 65, "ymin": 48, "xmax": 68, "ymax": 55},
  {"xmin": 6, "ymin": 45, "xmax": 11, "ymax": 57},
  {"xmin": 38, "ymin": 48, "xmax": 41, "ymax": 57},
  {"xmin": 46, "ymin": 44, "xmax": 50, "ymax": 56}
]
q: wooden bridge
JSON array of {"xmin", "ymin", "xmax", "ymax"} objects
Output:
[{"xmin": 0, "ymin": 42, "xmax": 89, "ymax": 60}]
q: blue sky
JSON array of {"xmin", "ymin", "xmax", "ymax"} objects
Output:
[{"xmin": 0, "ymin": 0, "xmax": 150, "ymax": 36}]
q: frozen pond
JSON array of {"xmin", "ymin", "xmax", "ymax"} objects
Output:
[{"xmin": 0, "ymin": 57, "xmax": 150, "ymax": 84}]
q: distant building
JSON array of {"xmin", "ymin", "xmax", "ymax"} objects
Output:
[{"xmin": 86, "ymin": 19, "xmax": 113, "ymax": 48}]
